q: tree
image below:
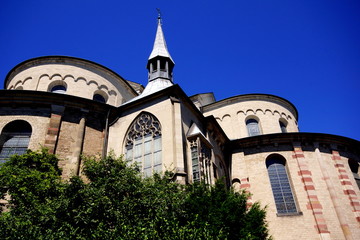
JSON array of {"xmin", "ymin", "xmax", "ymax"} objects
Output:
[{"xmin": 0, "ymin": 150, "xmax": 270, "ymax": 239}]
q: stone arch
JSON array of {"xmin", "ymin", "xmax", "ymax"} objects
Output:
[
  {"xmin": 221, "ymin": 114, "xmax": 231, "ymax": 121},
  {"xmin": 265, "ymin": 109, "xmax": 273, "ymax": 115},
  {"xmin": 246, "ymin": 109, "xmax": 255, "ymax": 116},
  {"xmin": 14, "ymin": 80, "xmax": 23, "ymax": 89},
  {"xmin": 98, "ymin": 84, "xmax": 109, "ymax": 91},
  {"xmin": 88, "ymin": 80, "xmax": 98, "ymax": 87},
  {"xmin": 237, "ymin": 110, "xmax": 246, "ymax": 116},
  {"xmin": 256, "ymin": 109, "xmax": 264, "ymax": 115},
  {"xmin": 273, "ymin": 110, "xmax": 280, "ymax": 117},
  {"xmin": 50, "ymin": 74, "xmax": 62, "ymax": 81}
]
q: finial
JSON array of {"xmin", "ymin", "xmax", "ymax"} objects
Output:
[
  {"xmin": 156, "ymin": 8, "xmax": 162, "ymax": 25},
  {"xmin": 156, "ymin": 8, "xmax": 162, "ymax": 19}
]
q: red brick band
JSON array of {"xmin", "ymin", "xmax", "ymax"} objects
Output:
[
  {"xmin": 331, "ymin": 150, "xmax": 360, "ymax": 222},
  {"xmin": 293, "ymin": 146, "xmax": 329, "ymax": 234}
]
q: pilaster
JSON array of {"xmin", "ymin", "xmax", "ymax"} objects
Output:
[{"xmin": 293, "ymin": 143, "xmax": 330, "ymax": 238}]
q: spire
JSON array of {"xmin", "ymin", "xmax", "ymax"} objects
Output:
[
  {"xmin": 148, "ymin": 10, "xmax": 174, "ymax": 63},
  {"xmin": 147, "ymin": 11, "xmax": 175, "ymax": 83},
  {"xmin": 124, "ymin": 12, "xmax": 175, "ymax": 105}
]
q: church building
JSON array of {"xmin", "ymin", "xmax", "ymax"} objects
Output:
[{"xmin": 1, "ymin": 16, "xmax": 359, "ymax": 239}]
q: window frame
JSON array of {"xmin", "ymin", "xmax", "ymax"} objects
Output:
[
  {"xmin": 246, "ymin": 118, "xmax": 261, "ymax": 137},
  {"xmin": 279, "ymin": 121, "xmax": 287, "ymax": 133},
  {"xmin": 266, "ymin": 154, "xmax": 300, "ymax": 216},
  {"xmin": 0, "ymin": 120, "xmax": 32, "ymax": 164},
  {"xmin": 124, "ymin": 113, "xmax": 162, "ymax": 177},
  {"xmin": 348, "ymin": 159, "xmax": 360, "ymax": 190},
  {"xmin": 48, "ymin": 80, "xmax": 67, "ymax": 94}
]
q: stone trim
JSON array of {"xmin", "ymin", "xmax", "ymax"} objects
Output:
[
  {"xmin": 44, "ymin": 108, "xmax": 64, "ymax": 153},
  {"xmin": 240, "ymin": 177, "xmax": 253, "ymax": 207},
  {"xmin": 293, "ymin": 146, "xmax": 330, "ymax": 234},
  {"xmin": 332, "ymin": 150, "xmax": 360, "ymax": 224}
]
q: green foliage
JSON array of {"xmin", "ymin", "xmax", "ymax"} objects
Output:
[{"xmin": 0, "ymin": 150, "xmax": 270, "ymax": 239}]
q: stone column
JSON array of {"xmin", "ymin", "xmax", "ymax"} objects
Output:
[{"xmin": 170, "ymin": 97, "xmax": 186, "ymax": 183}]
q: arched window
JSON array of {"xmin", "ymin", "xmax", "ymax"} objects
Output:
[
  {"xmin": 266, "ymin": 155, "xmax": 297, "ymax": 214},
  {"xmin": 93, "ymin": 94, "xmax": 106, "ymax": 103},
  {"xmin": 246, "ymin": 118, "xmax": 261, "ymax": 136},
  {"xmin": 279, "ymin": 121, "xmax": 287, "ymax": 133},
  {"xmin": 0, "ymin": 120, "xmax": 32, "ymax": 164},
  {"xmin": 348, "ymin": 159, "xmax": 360, "ymax": 190},
  {"xmin": 50, "ymin": 85, "xmax": 66, "ymax": 94},
  {"xmin": 125, "ymin": 113, "xmax": 162, "ymax": 177}
]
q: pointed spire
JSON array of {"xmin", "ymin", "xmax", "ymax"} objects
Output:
[
  {"xmin": 146, "ymin": 11, "xmax": 175, "ymax": 83},
  {"xmin": 148, "ymin": 12, "xmax": 174, "ymax": 64}
]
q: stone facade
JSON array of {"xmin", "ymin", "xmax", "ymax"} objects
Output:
[
  {"xmin": 6, "ymin": 57, "xmax": 137, "ymax": 106},
  {"xmin": 1, "ymin": 20, "xmax": 359, "ymax": 240}
]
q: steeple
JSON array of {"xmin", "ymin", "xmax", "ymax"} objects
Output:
[
  {"xmin": 147, "ymin": 12, "xmax": 175, "ymax": 82},
  {"xmin": 124, "ymin": 13, "xmax": 175, "ymax": 104}
]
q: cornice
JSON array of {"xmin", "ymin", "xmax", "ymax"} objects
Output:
[
  {"xmin": 0, "ymin": 90, "xmax": 116, "ymax": 117},
  {"xmin": 4, "ymin": 56, "xmax": 138, "ymax": 96},
  {"xmin": 202, "ymin": 93, "xmax": 298, "ymax": 121},
  {"xmin": 227, "ymin": 132, "xmax": 360, "ymax": 153}
]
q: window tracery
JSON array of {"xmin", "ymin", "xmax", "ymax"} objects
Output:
[
  {"xmin": 189, "ymin": 138, "xmax": 212, "ymax": 184},
  {"xmin": 125, "ymin": 113, "xmax": 162, "ymax": 177}
]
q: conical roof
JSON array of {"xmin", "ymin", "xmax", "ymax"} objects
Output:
[{"xmin": 148, "ymin": 17, "xmax": 174, "ymax": 64}]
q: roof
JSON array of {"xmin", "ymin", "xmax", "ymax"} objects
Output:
[
  {"xmin": 148, "ymin": 17, "xmax": 174, "ymax": 64},
  {"xmin": 123, "ymin": 78, "xmax": 173, "ymax": 105}
]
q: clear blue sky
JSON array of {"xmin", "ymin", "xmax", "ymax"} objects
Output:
[{"xmin": 1, "ymin": 0, "xmax": 359, "ymax": 140}]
